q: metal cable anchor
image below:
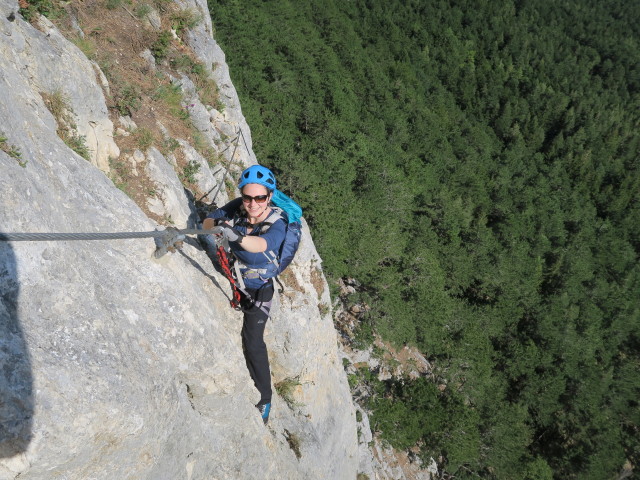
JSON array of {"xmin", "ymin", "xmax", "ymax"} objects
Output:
[{"xmin": 154, "ymin": 227, "xmax": 186, "ymax": 258}]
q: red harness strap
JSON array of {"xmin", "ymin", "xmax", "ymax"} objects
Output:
[{"xmin": 216, "ymin": 245, "xmax": 243, "ymax": 310}]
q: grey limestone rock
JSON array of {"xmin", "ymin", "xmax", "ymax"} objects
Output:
[
  {"xmin": 178, "ymin": 0, "xmax": 258, "ymax": 165},
  {"xmin": 0, "ymin": 6, "xmax": 118, "ymax": 173},
  {"xmin": 118, "ymin": 116, "xmax": 138, "ymax": 132},
  {"xmin": 142, "ymin": 6, "xmax": 162, "ymax": 31},
  {"xmin": 175, "ymin": 139, "xmax": 224, "ymax": 204},
  {"xmin": 144, "ymin": 147, "xmax": 192, "ymax": 227},
  {"xmin": 0, "ymin": 2, "xmax": 359, "ymax": 479},
  {"xmin": 175, "ymin": 75, "xmax": 221, "ymax": 147},
  {"xmin": 139, "ymin": 48, "xmax": 157, "ymax": 73}
]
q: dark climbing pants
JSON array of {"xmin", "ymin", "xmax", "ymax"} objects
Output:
[{"xmin": 240, "ymin": 281, "xmax": 274, "ymax": 405}]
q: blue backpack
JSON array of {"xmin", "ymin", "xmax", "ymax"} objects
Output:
[{"xmin": 268, "ymin": 189, "xmax": 303, "ymax": 274}]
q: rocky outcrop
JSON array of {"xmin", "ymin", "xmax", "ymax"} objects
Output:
[
  {"xmin": 335, "ymin": 279, "xmax": 437, "ymax": 480},
  {"xmin": 0, "ymin": 12, "xmax": 119, "ymax": 172},
  {"xmin": 0, "ymin": 1, "xmax": 358, "ymax": 478}
]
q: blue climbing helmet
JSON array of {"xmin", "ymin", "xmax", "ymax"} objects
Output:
[{"xmin": 238, "ymin": 165, "xmax": 276, "ymax": 191}]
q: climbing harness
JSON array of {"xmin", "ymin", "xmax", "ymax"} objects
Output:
[{"xmin": 207, "ymin": 225, "xmax": 272, "ymax": 316}]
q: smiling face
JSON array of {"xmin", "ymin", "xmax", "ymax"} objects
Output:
[{"xmin": 241, "ymin": 183, "xmax": 271, "ymax": 220}]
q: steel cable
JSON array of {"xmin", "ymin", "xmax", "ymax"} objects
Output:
[{"xmin": 0, "ymin": 229, "xmax": 215, "ymax": 242}]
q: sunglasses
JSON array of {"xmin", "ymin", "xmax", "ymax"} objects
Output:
[{"xmin": 241, "ymin": 194, "xmax": 269, "ymax": 204}]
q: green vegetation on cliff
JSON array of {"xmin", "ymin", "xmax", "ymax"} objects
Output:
[{"xmin": 208, "ymin": 1, "xmax": 640, "ymax": 478}]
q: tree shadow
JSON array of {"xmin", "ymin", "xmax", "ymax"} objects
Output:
[{"xmin": 0, "ymin": 241, "xmax": 34, "ymax": 458}]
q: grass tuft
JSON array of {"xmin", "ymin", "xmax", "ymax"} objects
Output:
[
  {"xmin": 1, "ymin": 135, "xmax": 26, "ymax": 167},
  {"xmin": 108, "ymin": 157, "xmax": 130, "ymax": 194},
  {"xmin": 132, "ymin": 127, "xmax": 154, "ymax": 150},
  {"xmin": 170, "ymin": 55, "xmax": 222, "ymax": 110},
  {"xmin": 153, "ymin": 83, "xmax": 188, "ymax": 119},
  {"xmin": 150, "ymin": 30, "xmax": 173, "ymax": 61},
  {"xmin": 318, "ymin": 303, "xmax": 330, "ymax": 316},
  {"xmin": 170, "ymin": 9, "xmax": 201, "ymax": 36},
  {"xmin": 134, "ymin": 2, "xmax": 151, "ymax": 18},
  {"xmin": 180, "ymin": 160, "xmax": 200, "ymax": 184},
  {"xmin": 151, "ymin": 0, "xmax": 171, "ymax": 13},
  {"xmin": 114, "ymin": 84, "xmax": 142, "ymax": 116},
  {"xmin": 275, "ymin": 376, "xmax": 303, "ymax": 410},
  {"xmin": 104, "ymin": 0, "xmax": 124, "ymax": 10},
  {"xmin": 163, "ymin": 137, "xmax": 181, "ymax": 154},
  {"xmin": 41, "ymin": 91, "xmax": 91, "ymax": 160},
  {"xmin": 64, "ymin": 134, "xmax": 91, "ymax": 160},
  {"xmin": 19, "ymin": 0, "xmax": 63, "ymax": 22},
  {"xmin": 72, "ymin": 36, "xmax": 97, "ymax": 59}
]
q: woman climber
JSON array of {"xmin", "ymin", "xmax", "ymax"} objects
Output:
[{"xmin": 202, "ymin": 165, "xmax": 286, "ymax": 425}]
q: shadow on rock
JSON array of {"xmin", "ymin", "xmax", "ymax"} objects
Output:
[
  {"xmin": 0, "ymin": 241, "xmax": 34, "ymax": 458},
  {"xmin": 177, "ymin": 247, "xmax": 231, "ymax": 303}
]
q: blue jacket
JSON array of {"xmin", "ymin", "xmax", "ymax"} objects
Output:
[{"xmin": 209, "ymin": 198, "xmax": 286, "ymax": 289}]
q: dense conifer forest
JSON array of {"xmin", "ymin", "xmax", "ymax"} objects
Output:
[{"xmin": 208, "ymin": 1, "xmax": 639, "ymax": 478}]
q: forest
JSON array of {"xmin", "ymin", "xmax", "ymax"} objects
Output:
[{"xmin": 207, "ymin": 1, "xmax": 640, "ymax": 478}]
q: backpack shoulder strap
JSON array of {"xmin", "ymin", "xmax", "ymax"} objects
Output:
[
  {"xmin": 264, "ymin": 208, "xmax": 283, "ymax": 225},
  {"xmin": 256, "ymin": 208, "xmax": 285, "ymax": 268}
]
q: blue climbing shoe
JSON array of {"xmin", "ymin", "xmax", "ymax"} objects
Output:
[{"xmin": 256, "ymin": 402, "xmax": 271, "ymax": 425}]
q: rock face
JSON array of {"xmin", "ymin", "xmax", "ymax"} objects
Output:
[
  {"xmin": 0, "ymin": 1, "xmax": 358, "ymax": 478},
  {"xmin": 0, "ymin": 12, "xmax": 119, "ymax": 172}
]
